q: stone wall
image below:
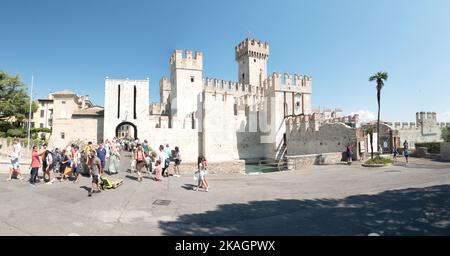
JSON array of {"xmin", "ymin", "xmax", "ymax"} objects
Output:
[
  {"xmin": 201, "ymin": 92, "xmax": 240, "ymax": 162},
  {"xmin": 170, "ymin": 160, "xmax": 245, "ymax": 174},
  {"xmin": 287, "ymin": 152, "xmax": 343, "ymax": 169},
  {"xmin": 287, "ymin": 122, "xmax": 358, "ymax": 156},
  {"xmin": 441, "ymin": 142, "xmax": 450, "ymax": 161}
]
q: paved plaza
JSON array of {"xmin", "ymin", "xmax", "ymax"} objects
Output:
[{"xmin": 1, "ymin": 156, "xmax": 450, "ymax": 236}]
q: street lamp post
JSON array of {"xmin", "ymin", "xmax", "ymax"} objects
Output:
[{"xmin": 27, "ymin": 74, "xmax": 34, "ymax": 150}]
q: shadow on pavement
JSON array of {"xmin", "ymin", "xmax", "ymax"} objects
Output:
[
  {"xmin": 181, "ymin": 184, "xmax": 196, "ymax": 191},
  {"xmin": 125, "ymin": 175, "xmax": 138, "ymax": 181},
  {"xmin": 159, "ymin": 185, "xmax": 450, "ymax": 236},
  {"xmin": 79, "ymin": 186, "xmax": 90, "ymax": 192}
]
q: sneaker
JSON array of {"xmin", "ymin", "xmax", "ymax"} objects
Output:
[
  {"xmin": 205, "ymin": 188, "xmax": 209, "ymax": 192},
  {"xmin": 19, "ymin": 176, "xmax": 25, "ymax": 181},
  {"xmin": 46, "ymin": 181, "xmax": 53, "ymax": 185},
  {"xmin": 50, "ymin": 178, "xmax": 56, "ymax": 183},
  {"xmin": 30, "ymin": 183, "xmax": 36, "ymax": 187},
  {"xmin": 94, "ymin": 190, "xmax": 101, "ymax": 193},
  {"xmin": 194, "ymin": 187, "xmax": 198, "ymax": 191}
]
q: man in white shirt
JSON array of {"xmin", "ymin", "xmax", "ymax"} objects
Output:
[{"xmin": 6, "ymin": 138, "xmax": 24, "ymax": 181}]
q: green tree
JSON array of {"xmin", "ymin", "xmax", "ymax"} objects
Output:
[
  {"xmin": 0, "ymin": 70, "xmax": 37, "ymax": 123},
  {"xmin": 369, "ymin": 72, "xmax": 389, "ymax": 154},
  {"xmin": 442, "ymin": 127, "xmax": 450, "ymax": 142}
]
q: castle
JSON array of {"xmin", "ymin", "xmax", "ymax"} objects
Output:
[{"xmin": 104, "ymin": 38, "xmax": 314, "ymax": 169}]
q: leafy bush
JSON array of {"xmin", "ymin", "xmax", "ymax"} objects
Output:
[
  {"xmin": 442, "ymin": 127, "xmax": 450, "ymax": 142},
  {"xmin": 6, "ymin": 137, "xmax": 12, "ymax": 146},
  {"xmin": 365, "ymin": 156, "xmax": 393, "ymax": 165},
  {"xmin": 0, "ymin": 131, "xmax": 6, "ymax": 138},
  {"xmin": 6, "ymin": 128, "xmax": 25, "ymax": 138},
  {"xmin": 33, "ymin": 138, "xmax": 41, "ymax": 147},
  {"xmin": 0, "ymin": 121, "xmax": 14, "ymax": 133},
  {"xmin": 31, "ymin": 127, "xmax": 51, "ymax": 133},
  {"xmin": 415, "ymin": 142, "xmax": 441, "ymax": 154}
]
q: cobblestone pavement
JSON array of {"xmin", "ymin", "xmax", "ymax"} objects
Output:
[{"xmin": 1, "ymin": 155, "xmax": 449, "ymax": 235}]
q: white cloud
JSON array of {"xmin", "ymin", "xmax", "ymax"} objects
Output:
[{"xmin": 349, "ymin": 110, "xmax": 376, "ymax": 122}]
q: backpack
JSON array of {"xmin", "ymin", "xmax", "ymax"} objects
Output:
[{"xmin": 52, "ymin": 152, "xmax": 61, "ymax": 164}]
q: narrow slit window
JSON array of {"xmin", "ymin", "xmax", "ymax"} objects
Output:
[
  {"xmin": 133, "ymin": 85, "xmax": 137, "ymax": 119},
  {"xmin": 117, "ymin": 85, "xmax": 121, "ymax": 119}
]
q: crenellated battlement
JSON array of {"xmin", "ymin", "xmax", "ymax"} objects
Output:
[
  {"xmin": 264, "ymin": 72, "xmax": 312, "ymax": 93},
  {"xmin": 416, "ymin": 111, "xmax": 437, "ymax": 123},
  {"xmin": 235, "ymin": 38, "xmax": 269, "ymax": 61},
  {"xmin": 392, "ymin": 122, "xmax": 420, "ymax": 130},
  {"xmin": 202, "ymin": 77, "xmax": 265, "ymax": 96},
  {"xmin": 170, "ymin": 49, "xmax": 203, "ymax": 70},
  {"xmin": 285, "ymin": 114, "xmax": 321, "ymax": 133}
]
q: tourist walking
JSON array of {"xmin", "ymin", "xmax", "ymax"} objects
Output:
[
  {"xmin": 195, "ymin": 155, "xmax": 209, "ymax": 192},
  {"xmin": 88, "ymin": 150, "xmax": 102, "ymax": 197},
  {"xmin": 44, "ymin": 147, "xmax": 56, "ymax": 184},
  {"xmin": 59, "ymin": 149, "xmax": 72, "ymax": 181},
  {"xmin": 96, "ymin": 143, "xmax": 107, "ymax": 171},
  {"xmin": 29, "ymin": 145, "xmax": 45, "ymax": 186},
  {"xmin": 109, "ymin": 145, "xmax": 120, "ymax": 174},
  {"xmin": 103, "ymin": 140, "xmax": 110, "ymax": 174},
  {"xmin": 162, "ymin": 144, "xmax": 172, "ymax": 177},
  {"xmin": 404, "ymin": 146, "xmax": 409, "ymax": 164},
  {"xmin": 73, "ymin": 146, "xmax": 82, "ymax": 183},
  {"xmin": 5, "ymin": 138, "xmax": 24, "ymax": 181},
  {"xmin": 154, "ymin": 160, "xmax": 162, "ymax": 181},
  {"xmin": 157, "ymin": 145, "xmax": 166, "ymax": 177},
  {"xmin": 346, "ymin": 144, "xmax": 353, "ymax": 165},
  {"xmin": 173, "ymin": 146, "xmax": 181, "ymax": 177},
  {"xmin": 53, "ymin": 148, "xmax": 62, "ymax": 174},
  {"xmin": 393, "ymin": 146, "xmax": 399, "ymax": 162},
  {"xmin": 134, "ymin": 144, "xmax": 146, "ymax": 182},
  {"xmin": 41, "ymin": 144, "xmax": 49, "ymax": 182}
]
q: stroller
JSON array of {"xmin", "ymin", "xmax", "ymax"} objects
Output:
[{"xmin": 99, "ymin": 176, "xmax": 124, "ymax": 190}]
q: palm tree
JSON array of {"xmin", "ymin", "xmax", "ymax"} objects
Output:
[{"xmin": 369, "ymin": 72, "xmax": 388, "ymax": 156}]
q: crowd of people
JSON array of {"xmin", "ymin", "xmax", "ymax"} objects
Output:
[{"xmin": 3, "ymin": 137, "xmax": 210, "ymax": 195}]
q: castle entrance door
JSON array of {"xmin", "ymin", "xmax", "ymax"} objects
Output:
[{"xmin": 116, "ymin": 122, "xmax": 138, "ymax": 139}]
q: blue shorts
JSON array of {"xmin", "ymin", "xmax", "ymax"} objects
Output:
[{"xmin": 10, "ymin": 158, "xmax": 19, "ymax": 169}]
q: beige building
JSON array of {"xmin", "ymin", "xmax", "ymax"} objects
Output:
[
  {"xmin": 31, "ymin": 95, "xmax": 54, "ymax": 130},
  {"xmin": 49, "ymin": 90, "xmax": 104, "ymax": 147}
]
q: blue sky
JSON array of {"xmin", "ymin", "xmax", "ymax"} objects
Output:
[{"xmin": 2, "ymin": 0, "xmax": 450, "ymax": 122}]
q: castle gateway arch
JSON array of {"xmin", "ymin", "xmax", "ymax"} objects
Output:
[
  {"xmin": 103, "ymin": 78, "xmax": 149, "ymax": 140},
  {"xmin": 115, "ymin": 121, "xmax": 137, "ymax": 139}
]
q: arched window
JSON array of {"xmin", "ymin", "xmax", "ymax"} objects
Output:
[{"xmin": 294, "ymin": 93, "xmax": 302, "ymax": 115}]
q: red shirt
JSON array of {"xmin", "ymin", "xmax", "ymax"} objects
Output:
[{"xmin": 31, "ymin": 151, "xmax": 41, "ymax": 168}]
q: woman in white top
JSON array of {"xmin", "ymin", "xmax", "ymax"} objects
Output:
[
  {"xmin": 195, "ymin": 155, "xmax": 209, "ymax": 192},
  {"xmin": 6, "ymin": 138, "xmax": 24, "ymax": 181}
]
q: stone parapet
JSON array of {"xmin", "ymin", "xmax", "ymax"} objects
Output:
[
  {"xmin": 287, "ymin": 152, "xmax": 344, "ymax": 169},
  {"xmin": 176, "ymin": 160, "xmax": 246, "ymax": 174}
]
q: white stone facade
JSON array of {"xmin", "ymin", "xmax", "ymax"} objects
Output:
[{"xmin": 103, "ymin": 38, "xmax": 313, "ymax": 163}]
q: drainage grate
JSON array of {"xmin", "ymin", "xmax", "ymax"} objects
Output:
[{"xmin": 153, "ymin": 200, "xmax": 171, "ymax": 206}]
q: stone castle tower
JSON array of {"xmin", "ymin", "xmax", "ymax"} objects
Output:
[{"xmin": 236, "ymin": 38, "xmax": 269, "ymax": 86}]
